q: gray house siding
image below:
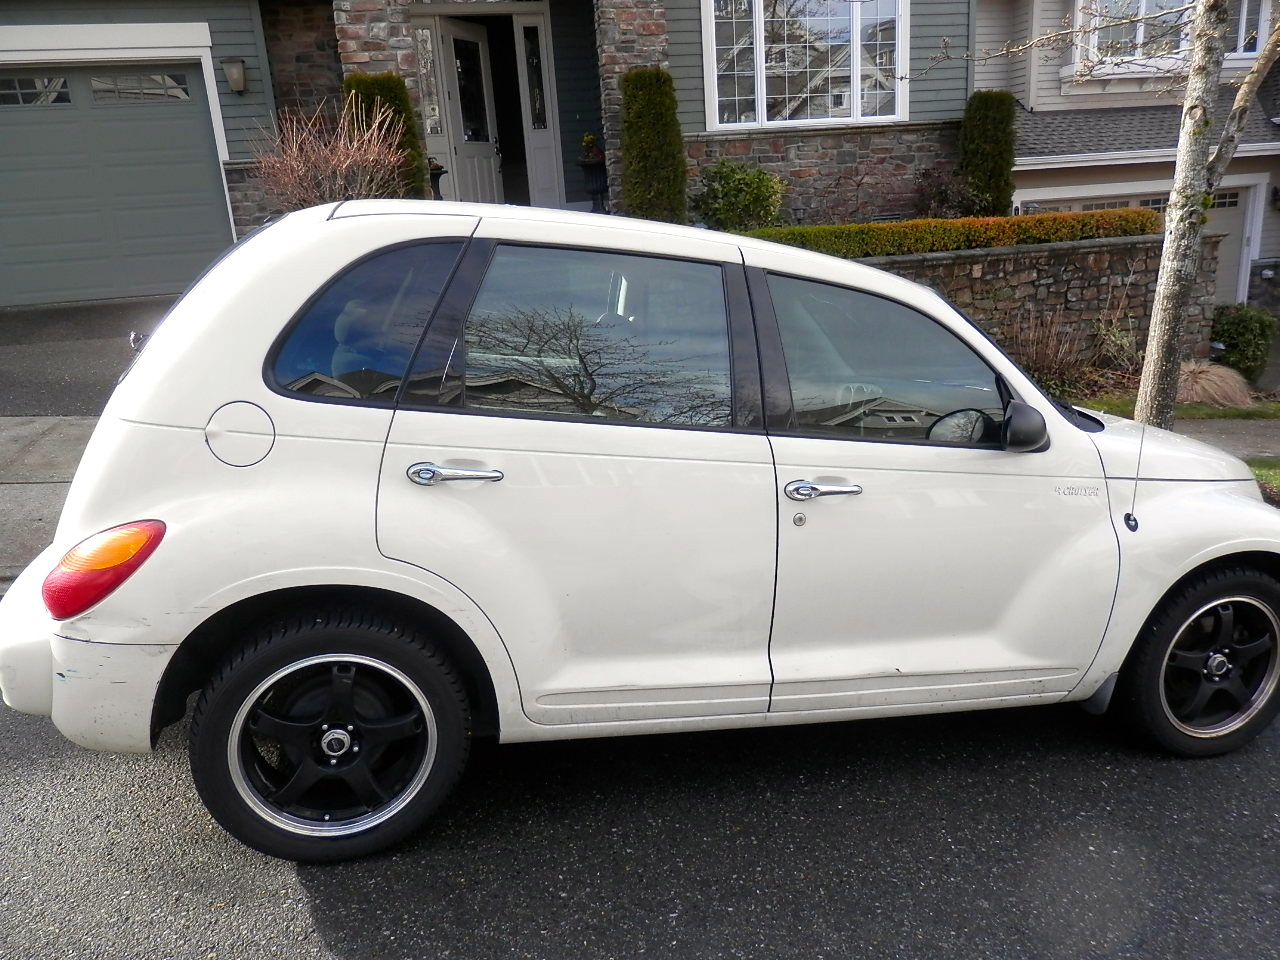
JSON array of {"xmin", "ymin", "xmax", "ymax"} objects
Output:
[
  {"xmin": 550, "ymin": 0, "xmax": 602, "ymax": 203},
  {"xmin": 908, "ymin": 0, "xmax": 969, "ymax": 121},
  {"xmin": 665, "ymin": 0, "xmax": 970, "ymax": 133},
  {"xmin": 0, "ymin": 0, "xmax": 275, "ymax": 161}
]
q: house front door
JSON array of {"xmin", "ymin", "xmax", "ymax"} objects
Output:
[{"xmin": 439, "ymin": 18, "xmax": 503, "ymax": 204}]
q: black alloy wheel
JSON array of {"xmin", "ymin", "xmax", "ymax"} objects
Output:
[
  {"xmin": 1117, "ymin": 567, "xmax": 1280, "ymax": 757},
  {"xmin": 190, "ymin": 610, "xmax": 469, "ymax": 862}
]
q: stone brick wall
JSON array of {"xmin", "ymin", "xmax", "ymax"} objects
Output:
[
  {"xmin": 593, "ymin": 0, "xmax": 669, "ymax": 197},
  {"xmin": 261, "ymin": 0, "xmax": 345, "ymax": 113},
  {"xmin": 860, "ymin": 233, "xmax": 1221, "ymax": 358},
  {"xmin": 224, "ymin": 162, "xmax": 275, "ymax": 236},
  {"xmin": 687, "ymin": 121, "xmax": 958, "ymax": 225},
  {"xmin": 332, "ymin": 0, "xmax": 419, "ymax": 93}
]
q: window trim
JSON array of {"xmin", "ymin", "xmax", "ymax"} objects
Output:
[
  {"xmin": 748, "ymin": 265, "xmax": 1013, "ymax": 449},
  {"xmin": 396, "ymin": 239, "xmax": 764, "ymax": 433},
  {"xmin": 700, "ymin": 0, "xmax": 911, "ymax": 132},
  {"xmin": 262, "ymin": 237, "xmax": 471, "ymax": 410}
]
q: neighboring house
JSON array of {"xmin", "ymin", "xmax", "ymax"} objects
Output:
[
  {"xmin": 974, "ymin": 0, "xmax": 1280, "ymax": 307},
  {"xmin": 0, "ymin": 0, "xmax": 975, "ymax": 308}
]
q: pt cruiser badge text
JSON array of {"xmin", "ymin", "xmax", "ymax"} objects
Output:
[{"xmin": 1055, "ymin": 484, "xmax": 1101, "ymax": 497}]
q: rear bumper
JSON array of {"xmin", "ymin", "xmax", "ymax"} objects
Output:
[{"xmin": 0, "ymin": 556, "xmax": 176, "ymax": 752}]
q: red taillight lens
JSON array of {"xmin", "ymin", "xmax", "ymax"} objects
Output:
[{"xmin": 42, "ymin": 520, "xmax": 166, "ymax": 620}]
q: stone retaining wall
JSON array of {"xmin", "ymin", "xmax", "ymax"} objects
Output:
[
  {"xmin": 687, "ymin": 122, "xmax": 957, "ymax": 225},
  {"xmin": 859, "ymin": 233, "xmax": 1221, "ymax": 357}
]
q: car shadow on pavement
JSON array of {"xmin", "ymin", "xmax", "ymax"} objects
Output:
[{"xmin": 294, "ymin": 706, "xmax": 1280, "ymax": 960}]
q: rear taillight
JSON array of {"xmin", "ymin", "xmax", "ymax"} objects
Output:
[{"xmin": 42, "ymin": 520, "xmax": 166, "ymax": 620}]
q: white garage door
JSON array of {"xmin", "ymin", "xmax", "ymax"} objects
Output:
[{"xmin": 0, "ymin": 65, "xmax": 235, "ymax": 307}]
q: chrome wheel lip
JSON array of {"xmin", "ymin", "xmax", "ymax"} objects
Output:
[
  {"xmin": 1159, "ymin": 596, "xmax": 1280, "ymax": 739},
  {"xmin": 228, "ymin": 654, "xmax": 439, "ymax": 838}
]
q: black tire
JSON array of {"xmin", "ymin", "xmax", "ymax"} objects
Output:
[
  {"xmin": 1116, "ymin": 567, "xmax": 1280, "ymax": 757},
  {"xmin": 189, "ymin": 608, "xmax": 469, "ymax": 862}
]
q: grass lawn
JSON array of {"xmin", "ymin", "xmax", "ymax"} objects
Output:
[
  {"xmin": 1083, "ymin": 394, "xmax": 1280, "ymax": 420},
  {"xmin": 1249, "ymin": 458, "xmax": 1280, "ymax": 486}
]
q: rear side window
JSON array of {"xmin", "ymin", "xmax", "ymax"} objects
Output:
[
  {"xmin": 402, "ymin": 244, "xmax": 734, "ymax": 428},
  {"xmin": 272, "ymin": 242, "xmax": 462, "ymax": 403}
]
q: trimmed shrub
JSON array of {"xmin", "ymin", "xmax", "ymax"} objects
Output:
[
  {"xmin": 690, "ymin": 160, "xmax": 784, "ymax": 232},
  {"xmin": 620, "ymin": 68, "xmax": 687, "ymax": 223},
  {"xmin": 957, "ymin": 90, "xmax": 1016, "ymax": 217},
  {"xmin": 1212, "ymin": 303, "xmax": 1277, "ymax": 383},
  {"xmin": 343, "ymin": 72, "xmax": 426, "ymax": 198},
  {"xmin": 748, "ymin": 208, "xmax": 1162, "ymax": 259}
]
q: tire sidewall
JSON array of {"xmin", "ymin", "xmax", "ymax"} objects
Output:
[
  {"xmin": 1120, "ymin": 569, "xmax": 1280, "ymax": 757},
  {"xmin": 190, "ymin": 618, "xmax": 469, "ymax": 862}
]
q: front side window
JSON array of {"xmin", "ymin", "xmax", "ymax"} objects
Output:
[
  {"xmin": 404, "ymin": 245, "xmax": 735, "ymax": 428},
  {"xmin": 709, "ymin": 0, "xmax": 903, "ymax": 128},
  {"xmin": 769, "ymin": 274, "xmax": 1005, "ymax": 444},
  {"xmin": 272, "ymin": 242, "xmax": 462, "ymax": 403}
]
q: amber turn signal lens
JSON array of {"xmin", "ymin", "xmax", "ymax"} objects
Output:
[{"xmin": 42, "ymin": 520, "xmax": 166, "ymax": 620}]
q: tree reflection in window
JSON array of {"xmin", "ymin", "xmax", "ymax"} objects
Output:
[{"xmin": 458, "ymin": 246, "xmax": 734, "ymax": 427}]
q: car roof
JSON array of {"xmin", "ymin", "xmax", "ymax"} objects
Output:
[{"xmin": 323, "ymin": 199, "xmax": 901, "ymax": 291}]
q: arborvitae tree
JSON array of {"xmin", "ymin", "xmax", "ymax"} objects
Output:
[
  {"xmin": 620, "ymin": 68, "xmax": 687, "ymax": 223},
  {"xmin": 956, "ymin": 90, "xmax": 1016, "ymax": 217},
  {"xmin": 343, "ymin": 72, "xmax": 426, "ymax": 198}
]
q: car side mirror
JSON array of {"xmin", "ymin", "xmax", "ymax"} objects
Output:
[{"xmin": 1003, "ymin": 401, "xmax": 1050, "ymax": 453}]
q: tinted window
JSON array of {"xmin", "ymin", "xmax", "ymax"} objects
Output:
[
  {"xmin": 405, "ymin": 245, "xmax": 734, "ymax": 427},
  {"xmin": 769, "ymin": 274, "xmax": 1004, "ymax": 444},
  {"xmin": 273, "ymin": 242, "xmax": 462, "ymax": 402}
]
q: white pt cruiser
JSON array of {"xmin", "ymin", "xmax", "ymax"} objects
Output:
[{"xmin": 2, "ymin": 202, "xmax": 1278, "ymax": 862}]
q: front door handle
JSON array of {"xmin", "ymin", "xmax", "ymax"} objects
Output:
[
  {"xmin": 784, "ymin": 480, "xmax": 862, "ymax": 501},
  {"xmin": 407, "ymin": 462, "xmax": 505, "ymax": 486}
]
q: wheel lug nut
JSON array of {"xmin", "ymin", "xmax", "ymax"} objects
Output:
[
  {"xmin": 323, "ymin": 814, "xmax": 330, "ymax": 822},
  {"xmin": 347, "ymin": 725, "xmax": 354, "ymax": 732},
  {"xmin": 321, "ymin": 724, "xmax": 329, "ymax": 731},
  {"xmin": 329, "ymin": 758, "xmax": 337, "ymax": 765},
  {"xmin": 353, "ymin": 745, "xmax": 360, "ymax": 753}
]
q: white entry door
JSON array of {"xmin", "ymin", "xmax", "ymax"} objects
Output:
[
  {"xmin": 439, "ymin": 18, "xmax": 502, "ymax": 204},
  {"xmin": 512, "ymin": 14, "xmax": 564, "ymax": 208}
]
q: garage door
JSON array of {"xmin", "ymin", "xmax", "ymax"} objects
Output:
[{"xmin": 0, "ymin": 65, "xmax": 234, "ymax": 307}]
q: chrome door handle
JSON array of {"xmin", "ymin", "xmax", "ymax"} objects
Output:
[
  {"xmin": 407, "ymin": 462, "xmax": 504, "ymax": 485},
  {"xmin": 784, "ymin": 480, "xmax": 862, "ymax": 501}
]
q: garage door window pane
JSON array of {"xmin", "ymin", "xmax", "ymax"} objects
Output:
[
  {"xmin": 0, "ymin": 77, "xmax": 69, "ymax": 106},
  {"xmin": 769, "ymin": 274, "xmax": 1004, "ymax": 444},
  {"xmin": 91, "ymin": 74, "xmax": 190, "ymax": 103},
  {"xmin": 454, "ymin": 246, "xmax": 733, "ymax": 427},
  {"xmin": 273, "ymin": 242, "xmax": 463, "ymax": 403}
]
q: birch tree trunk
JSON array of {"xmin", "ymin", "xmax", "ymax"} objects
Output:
[{"xmin": 1133, "ymin": 0, "xmax": 1231, "ymax": 428}]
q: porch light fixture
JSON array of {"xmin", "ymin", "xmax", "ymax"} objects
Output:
[{"xmin": 219, "ymin": 58, "xmax": 246, "ymax": 95}]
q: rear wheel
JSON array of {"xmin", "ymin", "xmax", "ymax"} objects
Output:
[
  {"xmin": 189, "ymin": 609, "xmax": 469, "ymax": 861},
  {"xmin": 1117, "ymin": 568, "xmax": 1280, "ymax": 757}
]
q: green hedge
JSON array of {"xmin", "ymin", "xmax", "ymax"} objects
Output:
[
  {"xmin": 747, "ymin": 208, "xmax": 1163, "ymax": 259},
  {"xmin": 620, "ymin": 67, "xmax": 687, "ymax": 223},
  {"xmin": 958, "ymin": 90, "xmax": 1017, "ymax": 216},
  {"xmin": 343, "ymin": 72, "xmax": 426, "ymax": 198}
]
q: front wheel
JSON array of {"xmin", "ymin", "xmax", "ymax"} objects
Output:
[
  {"xmin": 189, "ymin": 610, "xmax": 469, "ymax": 862},
  {"xmin": 1117, "ymin": 567, "xmax": 1280, "ymax": 757}
]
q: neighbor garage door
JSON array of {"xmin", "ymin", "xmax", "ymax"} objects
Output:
[{"xmin": 0, "ymin": 65, "xmax": 234, "ymax": 307}]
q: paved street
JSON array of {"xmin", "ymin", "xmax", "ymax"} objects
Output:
[{"xmin": 1, "ymin": 302, "xmax": 1280, "ymax": 960}]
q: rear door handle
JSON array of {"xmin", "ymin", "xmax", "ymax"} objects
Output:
[
  {"xmin": 784, "ymin": 480, "xmax": 862, "ymax": 501},
  {"xmin": 407, "ymin": 462, "xmax": 504, "ymax": 486}
]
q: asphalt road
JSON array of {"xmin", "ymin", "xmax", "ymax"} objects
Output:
[
  {"xmin": 3, "ymin": 701, "xmax": 1279, "ymax": 960},
  {"xmin": 2, "ymin": 301, "xmax": 1280, "ymax": 959}
]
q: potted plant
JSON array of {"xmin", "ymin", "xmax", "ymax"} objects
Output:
[{"xmin": 577, "ymin": 133, "xmax": 608, "ymax": 213}]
